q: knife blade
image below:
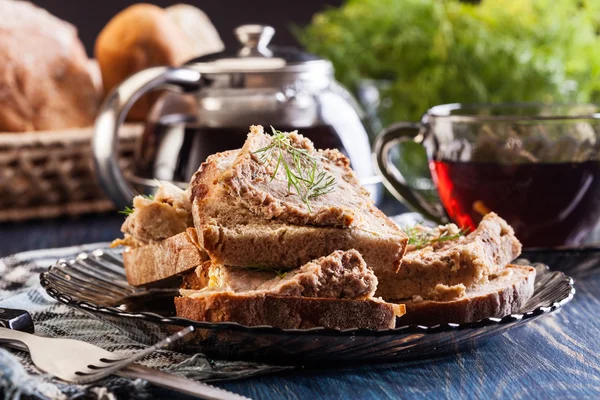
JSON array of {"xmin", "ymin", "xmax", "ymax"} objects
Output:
[
  {"xmin": 0, "ymin": 308, "xmax": 249, "ymax": 400},
  {"xmin": 118, "ymin": 364, "xmax": 248, "ymax": 400}
]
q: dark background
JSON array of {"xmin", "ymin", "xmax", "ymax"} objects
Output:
[{"xmin": 31, "ymin": 0, "xmax": 343, "ymax": 55}]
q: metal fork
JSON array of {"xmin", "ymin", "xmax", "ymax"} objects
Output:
[{"xmin": 0, "ymin": 326, "xmax": 194, "ymax": 384}]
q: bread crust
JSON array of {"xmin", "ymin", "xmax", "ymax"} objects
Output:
[
  {"xmin": 0, "ymin": 1, "xmax": 99, "ymax": 131},
  {"xmin": 190, "ymin": 150, "xmax": 407, "ymax": 276},
  {"xmin": 397, "ymin": 265, "xmax": 536, "ymax": 326},
  {"xmin": 175, "ymin": 293, "xmax": 405, "ymax": 330},
  {"xmin": 124, "ymin": 229, "xmax": 208, "ymax": 286},
  {"xmin": 164, "ymin": 4, "xmax": 224, "ymax": 56},
  {"xmin": 94, "ymin": 4, "xmax": 196, "ymax": 121}
]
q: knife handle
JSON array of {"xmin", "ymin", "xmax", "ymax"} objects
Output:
[{"xmin": 0, "ymin": 308, "xmax": 34, "ymax": 333}]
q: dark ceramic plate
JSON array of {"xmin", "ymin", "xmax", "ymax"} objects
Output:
[{"xmin": 40, "ymin": 249, "xmax": 575, "ymax": 366}]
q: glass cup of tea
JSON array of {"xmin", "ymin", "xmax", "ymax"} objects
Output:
[{"xmin": 373, "ymin": 103, "xmax": 600, "ymax": 248}]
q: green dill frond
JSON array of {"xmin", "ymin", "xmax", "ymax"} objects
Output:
[
  {"xmin": 118, "ymin": 193, "xmax": 154, "ymax": 216},
  {"xmin": 404, "ymin": 226, "xmax": 469, "ymax": 250},
  {"xmin": 275, "ymin": 270, "xmax": 287, "ymax": 279},
  {"xmin": 242, "ymin": 265, "xmax": 287, "ymax": 278},
  {"xmin": 253, "ymin": 127, "xmax": 337, "ymax": 212},
  {"xmin": 118, "ymin": 206, "xmax": 134, "ymax": 216}
]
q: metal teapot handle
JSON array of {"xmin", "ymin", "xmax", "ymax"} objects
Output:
[{"xmin": 93, "ymin": 67, "xmax": 203, "ymax": 209}]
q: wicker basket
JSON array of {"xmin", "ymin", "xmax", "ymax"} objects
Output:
[{"xmin": 0, "ymin": 124, "xmax": 143, "ymax": 222}]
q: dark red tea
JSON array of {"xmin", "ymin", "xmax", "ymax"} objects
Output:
[{"xmin": 430, "ymin": 160, "xmax": 600, "ymax": 247}]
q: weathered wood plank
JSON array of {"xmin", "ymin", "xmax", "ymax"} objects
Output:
[{"xmin": 216, "ymin": 275, "xmax": 600, "ymax": 400}]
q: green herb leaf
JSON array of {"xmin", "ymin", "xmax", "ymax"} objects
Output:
[
  {"xmin": 118, "ymin": 206, "xmax": 134, "ymax": 216},
  {"xmin": 404, "ymin": 226, "xmax": 469, "ymax": 250},
  {"xmin": 118, "ymin": 193, "xmax": 154, "ymax": 216},
  {"xmin": 242, "ymin": 265, "xmax": 287, "ymax": 278},
  {"xmin": 253, "ymin": 127, "xmax": 336, "ymax": 212},
  {"xmin": 276, "ymin": 270, "xmax": 287, "ymax": 279}
]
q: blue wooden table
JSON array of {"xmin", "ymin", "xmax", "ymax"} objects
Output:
[{"xmin": 1, "ymin": 214, "xmax": 598, "ymax": 399}]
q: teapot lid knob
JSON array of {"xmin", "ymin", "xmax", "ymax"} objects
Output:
[{"xmin": 235, "ymin": 25, "xmax": 275, "ymax": 52}]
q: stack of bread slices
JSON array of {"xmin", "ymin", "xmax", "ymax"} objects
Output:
[{"xmin": 113, "ymin": 125, "xmax": 535, "ymax": 329}]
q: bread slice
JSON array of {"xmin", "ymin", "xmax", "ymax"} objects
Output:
[
  {"xmin": 175, "ymin": 294, "xmax": 405, "ymax": 330},
  {"xmin": 120, "ymin": 182, "xmax": 193, "ymax": 244},
  {"xmin": 219, "ymin": 125, "xmax": 374, "ymax": 228},
  {"xmin": 181, "ymin": 249, "xmax": 378, "ymax": 299},
  {"xmin": 113, "ymin": 182, "xmax": 204, "ymax": 286},
  {"xmin": 175, "ymin": 249, "xmax": 404, "ymax": 330},
  {"xmin": 397, "ymin": 264, "xmax": 536, "ymax": 326},
  {"xmin": 378, "ymin": 213, "xmax": 522, "ymax": 300},
  {"xmin": 123, "ymin": 228, "xmax": 208, "ymax": 286},
  {"xmin": 190, "ymin": 148, "xmax": 407, "ymax": 275}
]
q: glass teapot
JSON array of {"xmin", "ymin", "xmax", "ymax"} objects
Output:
[{"xmin": 93, "ymin": 24, "xmax": 378, "ymax": 209}]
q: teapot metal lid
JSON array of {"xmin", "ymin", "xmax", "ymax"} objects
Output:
[{"xmin": 185, "ymin": 24, "xmax": 333, "ymax": 76}]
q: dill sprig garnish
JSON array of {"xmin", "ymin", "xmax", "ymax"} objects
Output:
[
  {"xmin": 243, "ymin": 265, "xmax": 287, "ymax": 278},
  {"xmin": 253, "ymin": 126, "xmax": 336, "ymax": 212},
  {"xmin": 118, "ymin": 194, "xmax": 154, "ymax": 215},
  {"xmin": 404, "ymin": 226, "xmax": 469, "ymax": 250},
  {"xmin": 118, "ymin": 206, "xmax": 134, "ymax": 216}
]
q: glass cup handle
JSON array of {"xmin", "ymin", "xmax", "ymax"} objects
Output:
[
  {"xmin": 93, "ymin": 67, "xmax": 204, "ymax": 210},
  {"xmin": 373, "ymin": 122, "xmax": 447, "ymax": 224}
]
